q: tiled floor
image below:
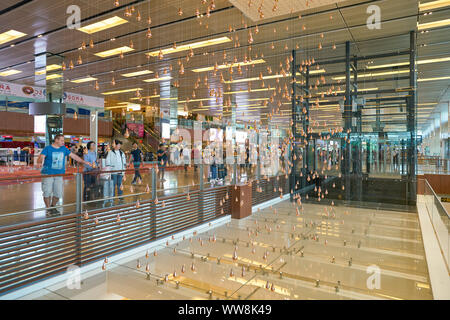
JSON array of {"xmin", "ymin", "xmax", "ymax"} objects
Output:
[{"xmin": 18, "ymin": 200, "xmax": 433, "ymax": 300}]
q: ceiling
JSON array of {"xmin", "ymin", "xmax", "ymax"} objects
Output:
[{"xmin": 0, "ymin": 0, "xmax": 449, "ymax": 133}]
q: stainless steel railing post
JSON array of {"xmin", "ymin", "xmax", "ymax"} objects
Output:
[
  {"xmin": 151, "ymin": 167, "xmax": 157, "ymax": 240},
  {"xmin": 199, "ymin": 163, "xmax": 204, "ymax": 222},
  {"xmin": 233, "ymin": 158, "xmax": 238, "ymax": 185},
  {"xmin": 75, "ymin": 172, "xmax": 82, "ymax": 213},
  {"xmin": 75, "ymin": 172, "xmax": 83, "ymax": 266}
]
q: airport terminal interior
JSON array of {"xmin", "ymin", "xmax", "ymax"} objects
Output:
[{"xmin": 0, "ymin": 0, "xmax": 449, "ymax": 301}]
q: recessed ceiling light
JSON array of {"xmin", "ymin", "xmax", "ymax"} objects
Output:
[
  {"xmin": 368, "ymin": 56, "xmax": 450, "ymax": 69},
  {"xmin": 70, "ymin": 76, "xmax": 98, "ymax": 83},
  {"xmin": 224, "ymin": 69, "xmax": 326, "ymax": 84},
  {"xmin": 367, "ymin": 62, "xmax": 410, "ymax": 69},
  {"xmin": 418, "ymin": 76, "xmax": 450, "ymax": 82},
  {"xmin": 35, "ymin": 64, "xmax": 62, "ymax": 75},
  {"xmin": 46, "ymin": 74, "xmax": 62, "ymax": 80},
  {"xmin": 224, "ymin": 74, "xmax": 286, "ymax": 84},
  {"xmin": 0, "ymin": 30, "xmax": 27, "ymax": 45},
  {"xmin": 192, "ymin": 59, "xmax": 266, "ymax": 73},
  {"xmin": 102, "ymin": 88, "xmax": 143, "ymax": 95},
  {"xmin": 178, "ymin": 98, "xmax": 216, "ymax": 103},
  {"xmin": 130, "ymin": 94, "xmax": 160, "ymax": 100},
  {"xmin": 314, "ymin": 87, "xmax": 378, "ymax": 96},
  {"xmin": 121, "ymin": 70, "xmax": 153, "ymax": 77},
  {"xmin": 332, "ymin": 70, "xmax": 409, "ymax": 80},
  {"xmin": 146, "ymin": 36, "xmax": 232, "ymax": 57},
  {"xmin": 419, "ymin": 0, "xmax": 450, "ymax": 11},
  {"xmin": 417, "ymin": 18, "xmax": 450, "ymax": 30},
  {"xmin": 142, "ymin": 76, "xmax": 172, "ymax": 83},
  {"xmin": 126, "ymin": 103, "xmax": 141, "ymax": 111},
  {"xmin": 94, "ymin": 46, "xmax": 134, "ymax": 58},
  {"xmin": 419, "ymin": 56, "xmax": 450, "ymax": 64},
  {"xmin": 0, "ymin": 69, "xmax": 22, "ymax": 77},
  {"xmin": 224, "ymin": 88, "xmax": 276, "ymax": 94},
  {"xmin": 78, "ymin": 16, "xmax": 128, "ymax": 34},
  {"xmin": 302, "ymin": 69, "xmax": 327, "ymax": 75}
]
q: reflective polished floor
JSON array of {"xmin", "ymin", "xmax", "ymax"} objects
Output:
[
  {"xmin": 19, "ymin": 200, "xmax": 433, "ymax": 300},
  {"xmin": 0, "ymin": 160, "xmax": 440, "ymax": 226}
]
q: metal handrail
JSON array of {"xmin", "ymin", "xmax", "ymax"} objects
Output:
[
  {"xmin": 0, "ymin": 166, "xmax": 276, "ymax": 220},
  {"xmin": 423, "ymin": 178, "xmax": 450, "ymax": 219}
]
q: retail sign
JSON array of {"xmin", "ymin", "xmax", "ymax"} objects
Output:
[
  {"xmin": 0, "ymin": 81, "xmax": 45, "ymax": 99},
  {"xmin": 0, "ymin": 80, "xmax": 104, "ymax": 109},
  {"xmin": 63, "ymin": 92, "xmax": 104, "ymax": 108},
  {"xmin": 127, "ymin": 123, "xmax": 144, "ymax": 138}
]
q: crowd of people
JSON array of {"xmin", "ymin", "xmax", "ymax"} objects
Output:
[
  {"xmin": 37, "ymin": 135, "xmax": 162, "ymax": 217},
  {"xmin": 36, "ymin": 134, "xmax": 286, "ymax": 217}
]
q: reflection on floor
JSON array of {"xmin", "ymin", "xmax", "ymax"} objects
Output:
[{"xmin": 19, "ymin": 199, "xmax": 432, "ymax": 300}]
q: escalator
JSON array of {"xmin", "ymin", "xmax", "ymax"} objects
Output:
[
  {"xmin": 143, "ymin": 123, "xmax": 160, "ymax": 151},
  {"xmin": 112, "ymin": 120, "xmax": 155, "ymax": 154}
]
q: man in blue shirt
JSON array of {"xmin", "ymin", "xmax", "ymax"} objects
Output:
[
  {"xmin": 83, "ymin": 141, "xmax": 98, "ymax": 201},
  {"xmin": 130, "ymin": 142, "xmax": 143, "ymax": 184},
  {"xmin": 37, "ymin": 134, "xmax": 93, "ymax": 216}
]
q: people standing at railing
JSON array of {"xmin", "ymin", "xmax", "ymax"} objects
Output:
[
  {"xmin": 192, "ymin": 146, "xmax": 200, "ymax": 172},
  {"xmin": 106, "ymin": 140, "xmax": 127, "ymax": 204},
  {"xmin": 130, "ymin": 142, "xmax": 143, "ymax": 185},
  {"xmin": 182, "ymin": 145, "xmax": 190, "ymax": 173},
  {"xmin": 210, "ymin": 151, "xmax": 218, "ymax": 182},
  {"xmin": 37, "ymin": 134, "xmax": 93, "ymax": 217},
  {"xmin": 83, "ymin": 141, "xmax": 98, "ymax": 201},
  {"xmin": 393, "ymin": 149, "xmax": 399, "ymax": 172},
  {"xmin": 157, "ymin": 143, "xmax": 168, "ymax": 181},
  {"xmin": 69, "ymin": 144, "xmax": 77, "ymax": 167},
  {"xmin": 217, "ymin": 150, "xmax": 227, "ymax": 183},
  {"xmin": 100, "ymin": 144, "xmax": 113, "ymax": 207}
]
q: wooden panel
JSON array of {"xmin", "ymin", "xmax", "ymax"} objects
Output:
[
  {"xmin": 417, "ymin": 177, "xmax": 425, "ymax": 195},
  {"xmin": 0, "ymin": 112, "xmax": 112, "ymax": 137},
  {"xmin": 423, "ymin": 174, "xmax": 450, "ymax": 195},
  {"xmin": 0, "ymin": 111, "xmax": 34, "ymax": 135},
  {"xmin": 63, "ymin": 118, "xmax": 112, "ymax": 137},
  {"xmin": 98, "ymin": 119, "xmax": 113, "ymax": 137},
  {"xmin": 231, "ymin": 183, "xmax": 252, "ymax": 219}
]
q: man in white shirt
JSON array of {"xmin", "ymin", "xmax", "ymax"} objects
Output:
[{"xmin": 106, "ymin": 140, "xmax": 127, "ymax": 202}]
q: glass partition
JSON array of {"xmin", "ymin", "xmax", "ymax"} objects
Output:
[{"xmin": 422, "ymin": 179, "xmax": 450, "ymax": 269}]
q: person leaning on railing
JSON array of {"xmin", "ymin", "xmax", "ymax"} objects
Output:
[
  {"xmin": 37, "ymin": 134, "xmax": 94, "ymax": 217},
  {"xmin": 83, "ymin": 141, "xmax": 99, "ymax": 201}
]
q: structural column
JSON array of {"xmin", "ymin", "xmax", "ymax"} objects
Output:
[
  {"xmin": 407, "ymin": 30, "xmax": 417, "ymax": 204},
  {"xmin": 32, "ymin": 52, "xmax": 65, "ymax": 146},
  {"xmin": 90, "ymin": 110, "xmax": 98, "ymax": 145},
  {"xmin": 342, "ymin": 41, "xmax": 352, "ymax": 201}
]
